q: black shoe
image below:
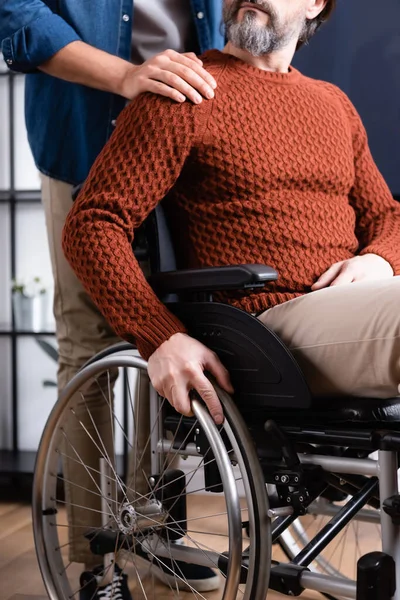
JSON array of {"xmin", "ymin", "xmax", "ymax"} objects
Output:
[
  {"xmin": 80, "ymin": 564, "xmax": 132, "ymax": 600},
  {"xmin": 136, "ymin": 544, "xmax": 221, "ymax": 592},
  {"xmin": 79, "ymin": 548, "xmax": 221, "ymax": 596}
]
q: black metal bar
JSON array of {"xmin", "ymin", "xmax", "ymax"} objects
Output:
[
  {"xmin": 11, "ymin": 329, "xmax": 18, "ymax": 452},
  {"xmin": 0, "ymin": 190, "xmax": 41, "ymax": 202},
  {"xmin": 9, "ymin": 71, "xmax": 15, "ymax": 195},
  {"xmin": 0, "ymin": 330, "xmax": 55, "ymax": 337},
  {"xmin": 284, "ymin": 427, "xmax": 376, "ymax": 450},
  {"xmin": 0, "ymin": 71, "xmax": 23, "ymax": 78},
  {"xmin": 272, "ymin": 514, "xmax": 298, "ymax": 543},
  {"xmin": 123, "ymin": 367, "xmax": 129, "ymax": 480},
  {"xmin": 292, "ymin": 477, "xmax": 379, "ymax": 567},
  {"xmin": 285, "ymin": 428, "xmax": 400, "ymax": 453}
]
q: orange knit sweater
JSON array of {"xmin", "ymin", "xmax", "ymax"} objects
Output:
[{"xmin": 63, "ymin": 50, "xmax": 400, "ymax": 360}]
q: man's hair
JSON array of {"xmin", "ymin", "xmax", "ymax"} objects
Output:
[{"xmin": 297, "ymin": 0, "xmax": 336, "ymax": 50}]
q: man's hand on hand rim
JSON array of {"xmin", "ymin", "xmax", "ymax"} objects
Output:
[
  {"xmin": 120, "ymin": 49, "xmax": 217, "ymax": 104},
  {"xmin": 147, "ymin": 332, "xmax": 234, "ymax": 425},
  {"xmin": 311, "ymin": 253, "xmax": 394, "ymax": 291}
]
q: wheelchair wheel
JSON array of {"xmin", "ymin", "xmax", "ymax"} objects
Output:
[
  {"xmin": 33, "ymin": 346, "xmax": 270, "ymax": 600},
  {"xmin": 277, "ymin": 467, "xmax": 381, "ymax": 599}
]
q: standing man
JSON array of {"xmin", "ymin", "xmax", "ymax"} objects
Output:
[{"xmin": 0, "ymin": 2, "xmax": 224, "ymax": 597}]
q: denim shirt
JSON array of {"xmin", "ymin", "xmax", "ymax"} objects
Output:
[{"xmin": 0, "ymin": 0, "xmax": 224, "ymax": 185}]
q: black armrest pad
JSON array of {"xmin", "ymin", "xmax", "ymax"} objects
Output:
[{"xmin": 148, "ymin": 264, "xmax": 278, "ymax": 295}]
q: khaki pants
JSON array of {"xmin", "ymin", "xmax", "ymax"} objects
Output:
[
  {"xmin": 259, "ymin": 277, "xmax": 400, "ymax": 399},
  {"xmin": 41, "ymin": 175, "xmax": 150, "ymax": 565}
]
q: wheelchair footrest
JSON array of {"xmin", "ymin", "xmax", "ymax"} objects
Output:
[{"xmin": 357, "ymin": 552, "xmax": 396, "ymax": 600}]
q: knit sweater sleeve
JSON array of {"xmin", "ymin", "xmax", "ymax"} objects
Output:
[
  {"xmin": 339, "ymin": 91, "xmax": 400, "ymax": 275},
  {"xmin": 62, "ymin": 93, "xmax": 198, "ymax": 360}
]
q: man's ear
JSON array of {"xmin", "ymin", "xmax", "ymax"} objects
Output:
[{"xmin": 305, "ymin": 0, "xmax": 328, "ymax": 20}]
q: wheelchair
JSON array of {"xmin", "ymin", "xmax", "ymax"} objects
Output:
[{"xmin": 33, "ymin": 205, "xmax": 400, "ymax": 600}]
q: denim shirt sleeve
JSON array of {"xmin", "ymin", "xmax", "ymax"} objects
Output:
[{"xmin": 0, "ymin": 0, "xmax": 81, "ymax": 73}]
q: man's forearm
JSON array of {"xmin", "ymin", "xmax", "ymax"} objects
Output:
[
  {"xmin": 62, "ymin": 92, "xmax": 195, "ymax": 360},
  {"xmin": 39, "ymin": 40, "xmax": 136, "ymax": 97}
]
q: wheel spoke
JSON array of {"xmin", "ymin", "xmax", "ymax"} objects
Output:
[
  {"xmin": 59, "ymin": 429, "xmax": 118, "ymax": 520},
  {"xmin": 70, "ymin": 403, "xmax": 128, "ymax": 505},
  {"xmin": 136, "ymin": 536, "xmax": 208, "ymax": 600}
]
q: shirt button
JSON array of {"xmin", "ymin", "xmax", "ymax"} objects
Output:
[
  {"xmin": 122, "ymin": 14, "xmax": 130, "ymax": 22},
  {"xmin": 197, "ymin": 12, "xmax": 204, "ymax": 19},
  {"xmin": 6, "ymin": 59, "xmax": 13, "ymax": 65},
  {"xmin": 111, "ymin": 119, "xmax": 117, "ymax": 127}
]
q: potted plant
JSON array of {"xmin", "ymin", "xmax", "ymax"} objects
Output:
[{"xmin": 12, "ymin": 276, "xmax": 49, "ymax": 331}]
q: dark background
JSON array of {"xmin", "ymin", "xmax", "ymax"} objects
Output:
[{"xmin": 293, "ymin": 0, "xmax": 400, "ymax": 197}]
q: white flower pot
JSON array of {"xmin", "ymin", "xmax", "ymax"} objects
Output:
[{"xmin": 12, "ymin": 292, "xmax": 49, "ymax": 332}]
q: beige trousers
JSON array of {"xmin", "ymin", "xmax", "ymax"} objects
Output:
[
  {"xmin": 259, "ymin": 277, "xmax": 400, "ymax": 399},
  {"xmin": 41, "ymin": 175, "xmax": 150, "ymax": 565}
]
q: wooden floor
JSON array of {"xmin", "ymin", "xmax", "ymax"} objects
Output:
[{"xmin": 0, "ymin": 501, "xmax": 322, "ymax": 600}]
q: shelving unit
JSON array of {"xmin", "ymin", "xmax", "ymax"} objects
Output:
[
  {"xmin": 0, "ymin": 190, "xmax": 43, "ymax": 202},
  {"xmin": 0, "ymin": 64, "xmax": 56, "ymax": 480}
]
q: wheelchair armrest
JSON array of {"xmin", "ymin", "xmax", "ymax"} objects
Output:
[{"xmin": 148, "ymin": 264, "xmax": 278, "ymax": 295}]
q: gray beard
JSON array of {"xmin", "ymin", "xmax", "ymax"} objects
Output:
[{"xmin": 225, "ymin": 8, "xmax": 305, "ymax": 56}]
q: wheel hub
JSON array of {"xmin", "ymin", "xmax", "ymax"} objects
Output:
[{"xmin": 117, "ymin": 500, "xmax": 165, "ymax": 535}]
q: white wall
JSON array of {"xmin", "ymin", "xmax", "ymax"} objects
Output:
[
  {"xmin": 0, "ymin": 73, "xmax": 10, "ymax": 190},
  {"xmin": 13, "ymin": 77, "xmax": 41, "ymax": 190}
]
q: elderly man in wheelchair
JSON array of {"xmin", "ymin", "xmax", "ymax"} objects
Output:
[{"xmin": 33, "ymin": 0, "xmax": 400, "ymax": 599}]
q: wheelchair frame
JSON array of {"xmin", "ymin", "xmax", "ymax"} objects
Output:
[
  {"xmin": 147, "ymin": 379, "xmax": 400, "ymax": 599},
  {"xmin": 33, "ymin": 204, "xmax": 400, "ymax": 599},
  {"xmin": 61, "ymin": 344, "xmax": 400, "ymax": 599},
  {"xmin": 33, "ymin": 346, "xmax": 400, "ymax": 600},
  {"xmin": 102, "ymin": 352, "xmax": 400, "ymax": 599}
]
